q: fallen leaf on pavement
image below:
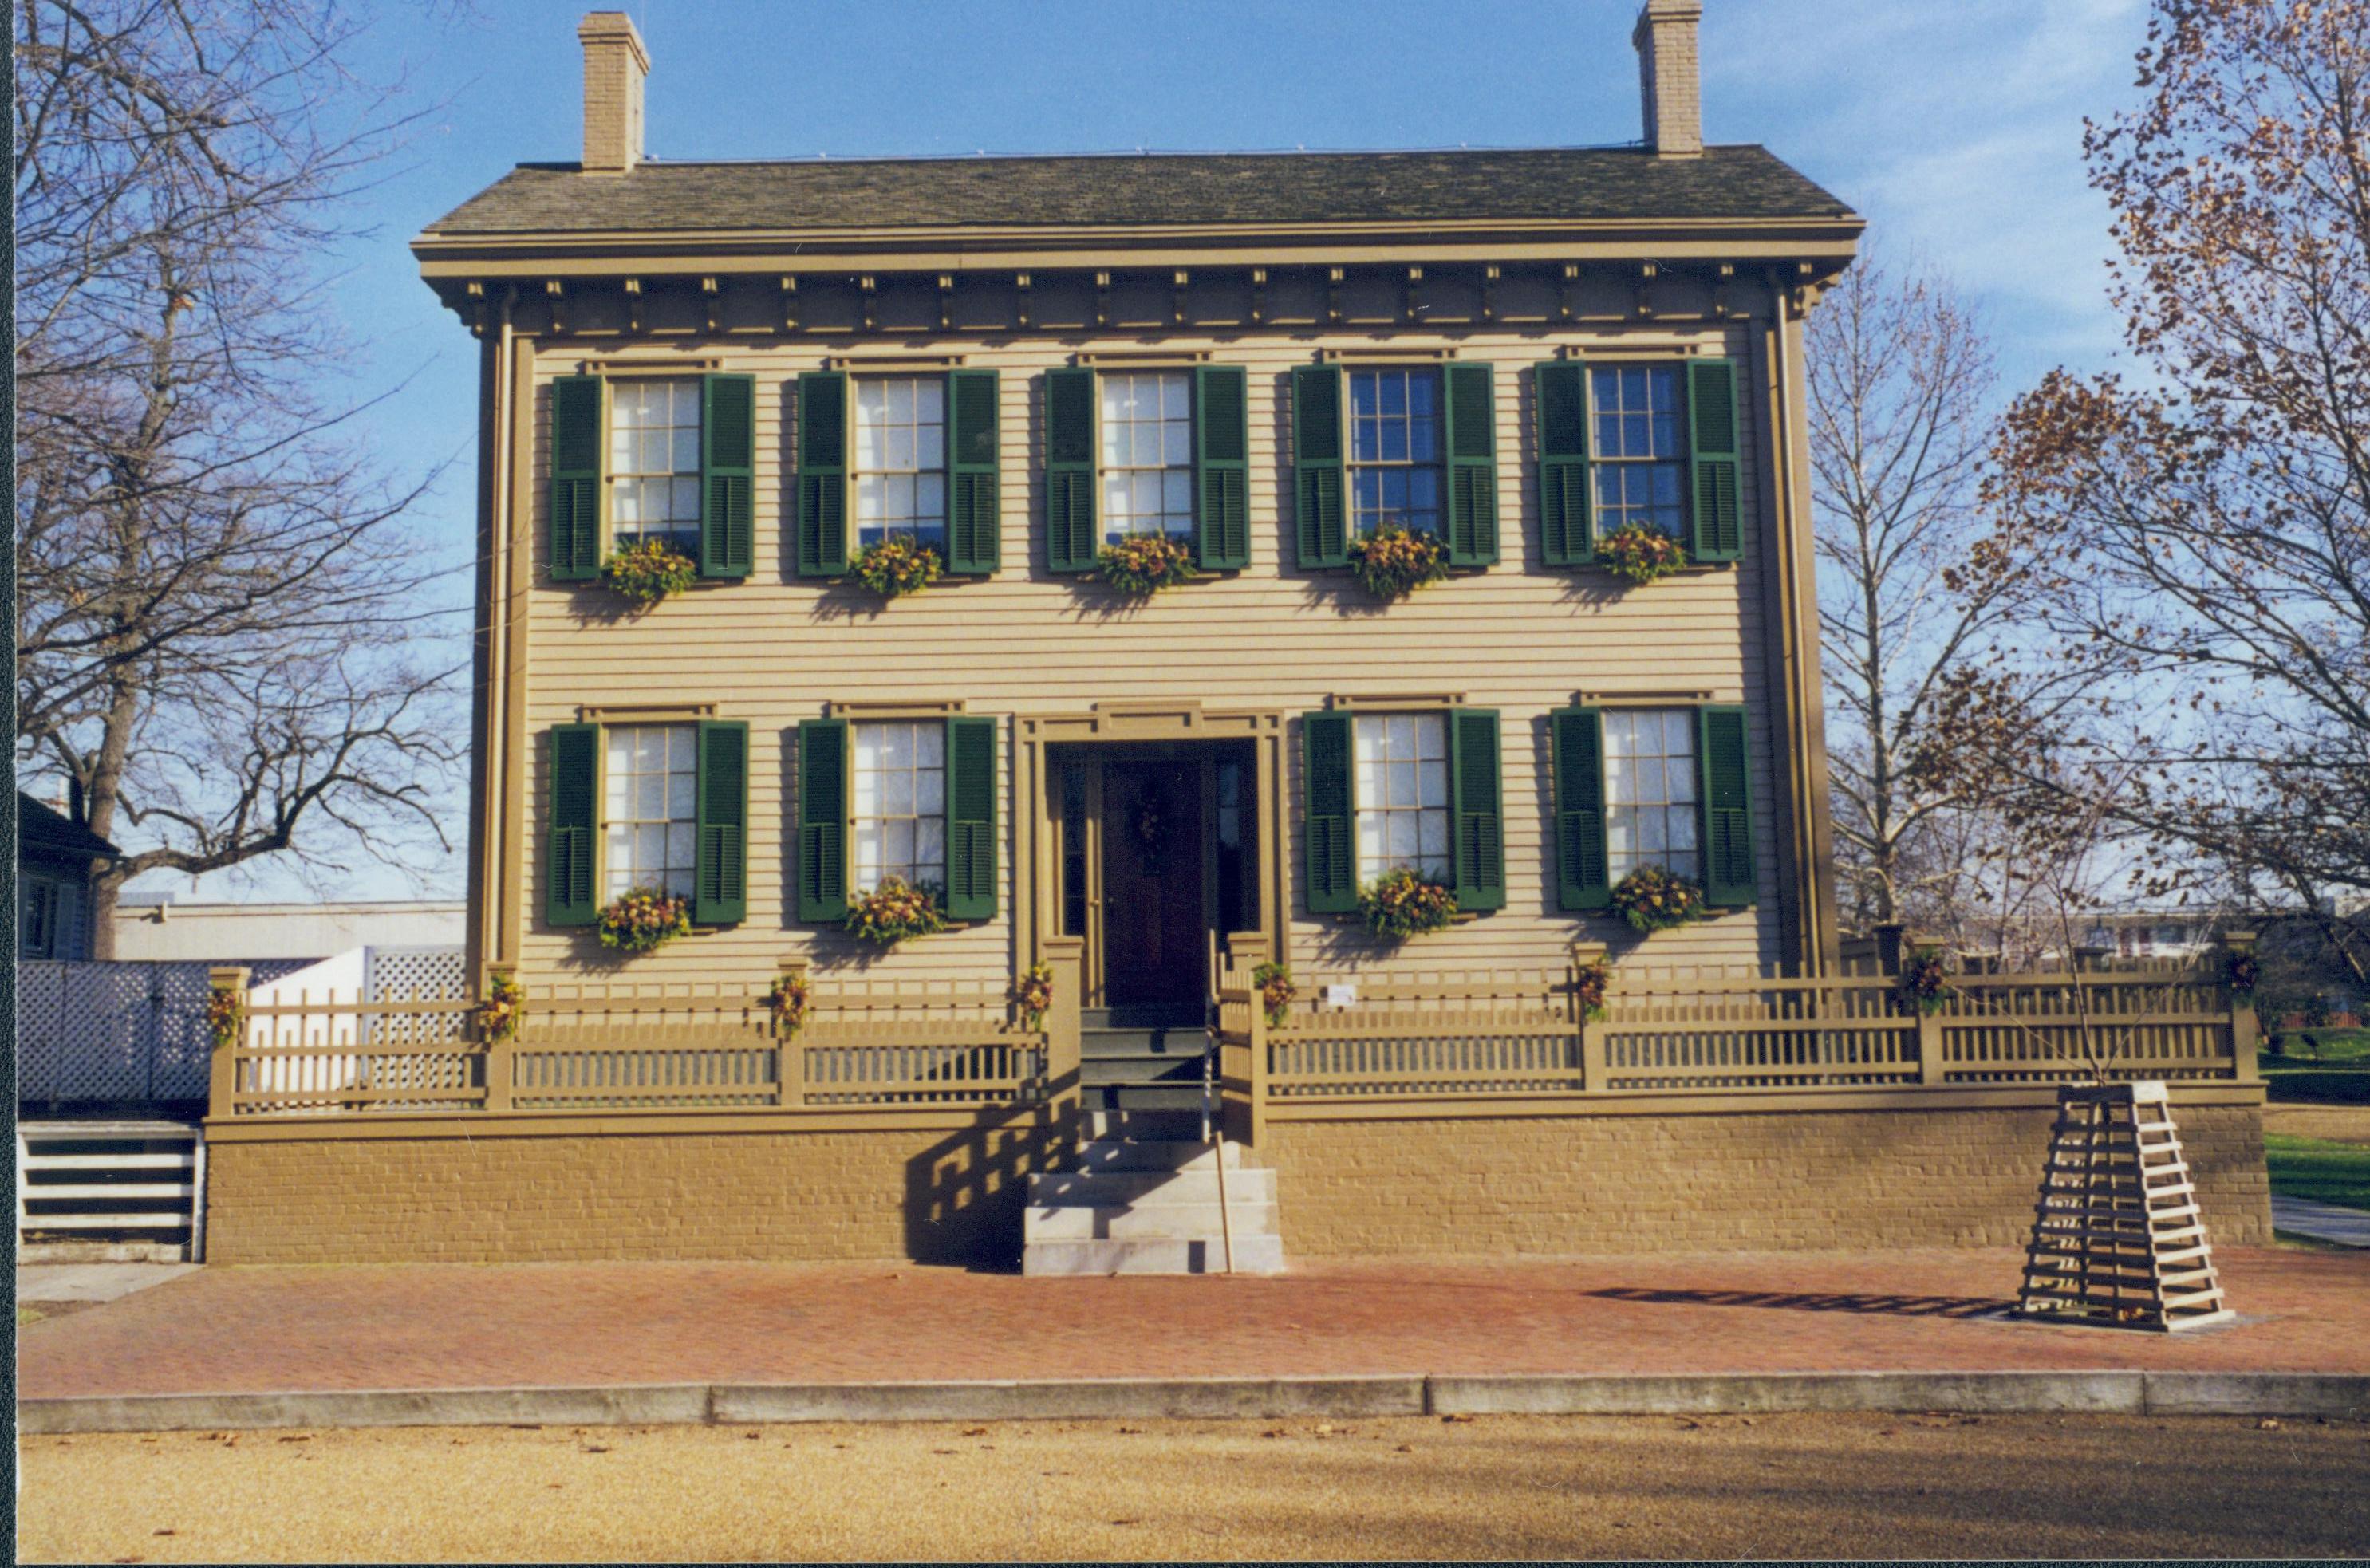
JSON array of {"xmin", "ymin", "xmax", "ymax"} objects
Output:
[{"xmin": 1441, "ymin": 1413, "xmax": 1474, "ymax": 1424}]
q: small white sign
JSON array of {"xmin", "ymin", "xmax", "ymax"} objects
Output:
[{"xmin": 1320, "ymin": 983, "xmax": 1359, "ymax": 1010}]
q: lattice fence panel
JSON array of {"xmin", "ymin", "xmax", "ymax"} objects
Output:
[{"xmin": 18, "ymin": 958, "xmax": 310, "ymax": 1105}]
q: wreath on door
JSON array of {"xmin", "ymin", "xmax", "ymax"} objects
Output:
[{"xmin": 1134, "ymin": 798, "xmax": 1169, "ymax": 877}]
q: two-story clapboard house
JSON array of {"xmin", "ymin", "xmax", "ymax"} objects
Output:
[{"xmin": 195, "ymin": 4, "xmax": 2269, "ymax": 1270}]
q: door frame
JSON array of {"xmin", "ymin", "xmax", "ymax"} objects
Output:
[
  {"xmin": 1015, "ymin": 703, "xmax": 1288, "ymax": 990},
  {"xmin": 1068, "ymin": 748, "xmax": 1219, "ymax": 1011}
]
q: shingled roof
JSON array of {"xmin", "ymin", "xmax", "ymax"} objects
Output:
[
  {"xmin": 18, "ymin": 791, "xmax": 119, "ymax": 861},
  {"xmin": 424, "ymin": 144, "xmax": 1854, "ymax": 236}
]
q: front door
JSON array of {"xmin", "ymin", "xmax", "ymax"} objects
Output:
[{"xmin": 1098, "ymin": 759, "xmax": 1206, "ymax": 1012}]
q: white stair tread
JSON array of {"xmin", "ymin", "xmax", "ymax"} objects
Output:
[
  {"xmin": 1070, "ymin": 1139, "xmax": 1244, "ymax": 1172},
  {"xmin": 1029, "ymin": 1168, "xmax": 1276, "ymax": 1206},
  {"xmin": 1023, "ymin": 1235, "xmax": 1285, "ymax": 1276},
  {"xmin": 1025, "ymin": 1201, "xmax": 1280, "ymax": 1240}
]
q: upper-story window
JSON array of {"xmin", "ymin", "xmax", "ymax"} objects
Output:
[
  {"xmin": 854, "ymin": 377, "xmax": 948, "ymax": 553},
  {"xmin": 604, "ymin": 723, "xmax": 696, "ymax": 900},
  {"xmin": 608, "ymin": 380, "xmax": 703, "ymax": 553},
  {"xmin": 852, "ymin": 720, "xmax": 946, "ymax": 895},
  {"xmin": 1591, "ymin": 365, "xmax": 1685, "ymax": 538},
  {"xmin": 1347, "ymin": 368, "xmax": 1443, "ymax": 538},
  {"xmin": 1353, "ymin": 712, "xmax": 1450, "ymax": 884},
  {"xmin": 1099, "ymin": 372, "xmax": 1193, "ymax": 543},
  {"xmin": 1603, "ymin": 707, "xmax": 1700, "ymax": 884}
]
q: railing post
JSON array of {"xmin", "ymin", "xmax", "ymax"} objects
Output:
[
  {"xmin": 1042, "ymin": 936, "xmax": 1085, "ymax": 1129},
  {"xmin": 2222, "ymin": 930, "xmax": 2261, "ymax": 1084},
  {"xmin": 481, "ymin": 963, "xmax": 516, "ymax": 1112},
  {"xmin": 1917, "ymin": 1009, "xmax": 1947, "ymax": 1085},
  {"xmin": 205, "ymin": 966, "xmax": 250, "ymax": 1120},
  {"xmin": 778, "ymin": 954, "xmax": 809, "ymax": 1109},
  {"xmin": 1571, "ymin": 940, "xmax": 1609, "ymax": 1093},
  {"xmin": 1225, "ymin": 932, "xmax": 1271, "ymax": 1145}
]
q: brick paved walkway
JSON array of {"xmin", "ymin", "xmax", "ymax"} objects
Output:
[{"xmin": 19, "ymin": 1247, "xmax": 2368, "ymax": 1401}]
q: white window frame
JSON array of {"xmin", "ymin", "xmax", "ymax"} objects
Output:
[
  {"xmin": 608, "ymin": 378, "xmax": 703, "ymax": 552},
  {"xmin": 602, "ymin": 723, "xmax": 698, "ymax": 900},
  {"xmin": 1098, "ymin": 370, "xmax": 1194, "ymax": 543},
  {"xmin": 852, "ymin": 376, "xmax": 948, "ymax": 553},
  {"xmin": 1590, "ymin": 364, "xmax": 1686, "ymax": 539},
  {"xmin": 1347, "ymin": 366, "xmax": 1445, "ymax": 539},
  {"xmin": 1603, "ymin": 707, "xmax": 1702, "ymax": 884},
  {"xmin": 852, "ymin": 720, "xmax": 947, "ymax": 896},
  {"xmin": 1352, "ymin": 711, "xmax": 1451, "ymax": 885}
]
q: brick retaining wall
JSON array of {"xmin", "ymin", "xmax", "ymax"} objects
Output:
[{"xmin": 204, "ymin": 1102, "xmax": 2269, "ymax": 1265}]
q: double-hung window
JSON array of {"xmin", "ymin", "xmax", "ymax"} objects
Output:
[
  {"xmin": 1098, "ymin": 372, "xmax": 1194, "ymax": 544},
  {"xmin": 543, "ymin": 719, "xmax": 749, "ymax": 929},
  {"xmin": 602, "ymin": 724, "xmax": 698, "ymax": 900},
  {"xmin": 1591, "ymin": 366, "xmax": 1685, "ymax": 538},
  {"xmin": 1352, "ymin": 713, "xmax": 1451, "ymax": 884},
  {"xmin": 1602, "ymin": 708, "xmax": 1701, "ymax": 884},
  {"xmin": 1301, "ymin": 706, "xmax": 1504, "ymax": 915},
  {"xmin": 608, "ymin": 380, "xmax": 704, "ymax": 553},
  {"xmin": 851, "ymin": 720, "xmax": 947, "ymax": 896},
  {"xmin": 546, "ymin": 372, "xmax": 755, "ymax": 581},
  {"xmin": 1550, "ymin": 704, "xmax": 1756, "ymax": 911},
  {"xmin": 853, "ymin": 377, "xmax": 948, "ymax": 554},
  {"xmin": 21, "ymin": 877, "xmax": 65, "ymax": 959},
  {"xmin": 1347, "ymin": 368, "xmax": 1443, "ymax": 538}
]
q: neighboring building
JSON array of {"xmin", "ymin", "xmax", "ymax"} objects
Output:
[
  {"xmin": 17, "ymin": 791, "xmax": 117, "ymax": 961},
  {"xmin": 112, "ymin": 899, "xmax": 467, "ymax": 963},
  {"xmin": 2079, "ymin": 912, "xmax": 2223, "ymax": 963},
  {"xmin": 197, "ymin": 5, "xmax": 2268, "ymax": 1269}
]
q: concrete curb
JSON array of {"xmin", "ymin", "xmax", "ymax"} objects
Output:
[{"xmin": 20, "ymin": 1371, "xmax": 2369, "ymax": 1435}]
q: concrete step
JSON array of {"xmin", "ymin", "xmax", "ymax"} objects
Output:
[
  {"xmin": 1070, "ymin": 1139, "xmax": 1243, "ymax": 1172},
  {"xmin": 1080, "ymin": 1006, "xmax": 1205, "ymax": 1031},
  {"xmin": 1029, "ymin": 1168, "xmax": 1276, "ymax": 1207},
  {"xmin": 1023, "ymin": 1234, "xmax": 1286, "ymax": 1276},
  {"xmin": 1084, "ymin": 1109, "xmax": 1205, "ymax": 1141},
  {"xmin": 1024, "ymin": 1200, "xmax": 1280, "ymax": 1241},
  {"xmin": 1079, "ymin": 1029, "xmax": 1207, "ymax": 1059},
  {"xmin": 1091, "ymin": 1085, "xmax": 1210, "ymax": 1113},
  {"xmin": 1080, "ymin": 1055, "xmax": 1205, "ymax": 1086}
]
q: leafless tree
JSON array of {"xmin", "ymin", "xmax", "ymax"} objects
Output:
[
  {"xmin": 14, "ymin": 0, "xmax": 467, "ymax": 949},
  {"xmin": 1988, "ymin": 0, "xmax": 2370, "ymax": 988}
]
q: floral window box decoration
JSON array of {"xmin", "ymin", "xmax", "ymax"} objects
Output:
[
  {"xmin": 1357, "ymin": 868, "xmax": 1460, "ymax": 940},
  {"xmin": 846, "ymin": 876, "xmax": 949, "ymax": 946},
  {"xmin": 850, "ymin": 538, "xmax": 943, "ymax": 600},
  {"xmin": 602, "ymin": 538, "xmax": 699, "ymax": 605},
  {"xmin": 1609, "ymin": 865, "xmax": 1707, "ymax": 933},
  {"xmin": 1346, "ymin": 524, "xmax": 1450, "ymax": 601},
  {"xmin": 1595, "ymin": 523, "xmax": 1689, "ymax": 586},
  {"xmin": 1094, "ymin": 534, "xmax": 1199, "ymax": 598},
  {"xmin": 597, "ymin": 887, "xmax": 694, "ymax": 954}
]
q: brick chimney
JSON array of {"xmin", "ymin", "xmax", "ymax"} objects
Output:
[
  {"xmin": 578, "ymin": 11, "xmax": 649, "ymax": 175},
  {"xmin": 1633, "ymin": 0, "xmax": 1704, "ymax": 158}
]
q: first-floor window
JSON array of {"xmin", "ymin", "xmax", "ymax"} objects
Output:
[
  {"xmin": 1603, "ymin": 708, "xmax": 1700, "ymax": 883},
  {"xmin": 854, "ymin": 720, "xmax": 945, "ymax": 894},
  {"xmin": 604, "ymin": 724, "xmax": 696, "ymax": 899},
  {"xmin": 609, "ymin": 378, "xmax": 702, "ymax": 552},
  {"xmin": 1348, "ymin": 367, "xmax": 1443, "ymax": 538},
  {"xmin": 1353, "ymin": 712, "xmax": 1449, "ymax": 884},
  {"xmin": 21, "ymin": 876, "xmax": 65, "ymax": 959},
  {"xmin": 1099, "ymin": 370, "xmax": 1193, "ymax": 542},
  {"xmin": 854, "ymin": 376, "xmax": 947, "ymax": 552}
]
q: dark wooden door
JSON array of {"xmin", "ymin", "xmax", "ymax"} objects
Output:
[{"xmin": 1099, "ymin": 760, "xmax": 1206, "ymax": 1011}]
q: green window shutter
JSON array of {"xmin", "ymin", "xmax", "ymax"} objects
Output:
[
  {"xmin": 1687, "ymin": 358, "xmax": 1744, "ymax": 562},
  {"xmin": 1442, "ymin": 362, "xmax": 1499, "ymax": 568},
  {"xmin": 1552, "ymin": 707, "xmax": 1611, "ymax": 911},
  {"xmin": 795, "ymin": 717, "xmax": 850, "ymax": 923},
  {"xmin": 1291, "ymin": 364, "xmax": 1347, "ymax": 569},
  {"xmin": 795, "ymin": 371, "xmax": 849, "ymax": 577},
  {"xmin": 549, "ymin": 376, "xmax": 603, "ymax": 582},
  {"xmin": 693, "ymin": 720, "xmax": 749, "ymax": 925},
  {"xmin": 944, "ymin": 715, "xmax": 999, "ymax": 921},
  {"xmin": 945, "ymin": 369, "xmax": 1001, "ymax": 575},
  {"xmin": 1043, "ymin": 367, "xmax": 1098, "ymax": 573},
  {"xmin": 1301, "ymin": 710, "xmax": 1356, "ymax": 914},
  {"xmin": 546, "ymin": 723, "xmax": 600, "ymax": 927},
  {"xmin": 1697, "ymin": 705, "xmax": 1757, "ymax": 907},
  {"xmin": 699, "ymin": 374, "xmax": 755, "ymax": 579},
  {"xmin": 1536, "ymin": 362, "xmax": 1594, "ymax": 566},
  {"xmin": 1448, "ymin": 707, "xmax": 1505, "ymax": 911},
  {"xmin": 1192, "ymin": 364, "xmax": 1250, "ymax": 570}
]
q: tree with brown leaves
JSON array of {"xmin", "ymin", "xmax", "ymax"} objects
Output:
[{"xmin": 1988, "ymin": 0, "xmax": 2369, "ymax": 986}]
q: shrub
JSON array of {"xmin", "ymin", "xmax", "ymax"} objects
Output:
[
  {"xmin": 845, "ymin": 876, "xmax": 948, "ymax": 945},
  {"xmin": 1251, "ymin": 961, "xmax": 1296, "ymax": 1028},
  {"xmin": 602, "ymin": 538, "xmax": 698, "ymax": 604},
  {"xmin": 1347, "ymin": 524, "xmax": 1450, "ymax": 600},
  {"xmin": 1610, "ymin": 865, "xmax": 1707, "ymax": 933},
  {"xmin": 850, "ymin": 538, "xmax": 942, "ymax": 599},
  {"xmin": 597, "ymin": 887, "xmax": 692, "ymax": 953},
  {"xmin": 1595, "ymin": 522, "xmax": 1688, "ymax": 585},
  {"xmin": 1357, "ymin": 868, "xmax": 1459, "ymax": 940},
  {"xmin": 1095, "ymin": 534, "xmax": 1198, "ymax": 597}
]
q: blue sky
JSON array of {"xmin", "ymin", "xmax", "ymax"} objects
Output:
[{"xmin": 133, "ymin": 0, "xmax": 2151, "ymax": 904}]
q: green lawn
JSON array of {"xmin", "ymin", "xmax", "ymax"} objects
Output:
[
  {"xmin": 2264, "ymin": 1133, "xmax": 2370, "ymax": 1211},
  {"xmin": 2258, "ymin": 1026, "xmax": 2370, "ymax": 1105}
]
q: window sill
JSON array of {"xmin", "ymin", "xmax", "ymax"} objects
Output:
[{"xmin": 1564, "ymin": 560, "xmax": 1737, "ymax": 577}]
